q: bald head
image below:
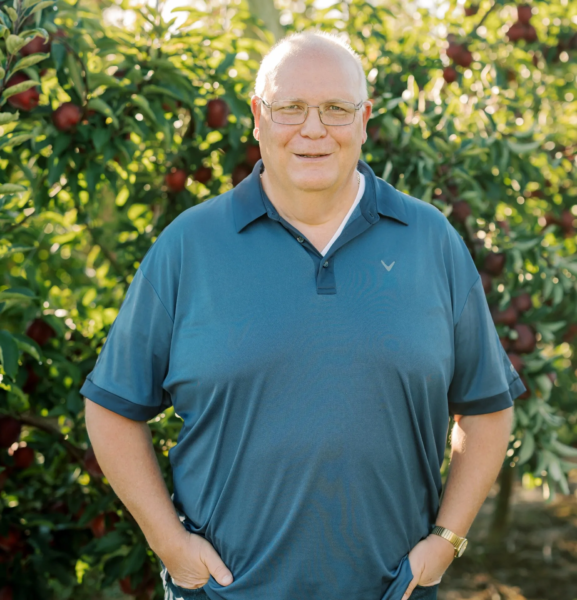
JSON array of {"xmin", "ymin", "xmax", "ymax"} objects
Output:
[{"xmin": 254, "ymin": 30, "xmax": 368, "ymax": 102}]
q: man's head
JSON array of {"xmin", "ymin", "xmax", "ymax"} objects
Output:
[{"xmin": 250, "ymin": 30, "xmax": 372, "ymax": 194}]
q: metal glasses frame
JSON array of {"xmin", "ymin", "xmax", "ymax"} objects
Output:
[{"xmin": 257, "ymin": 97, "xmax": 366, "ymax": 126}]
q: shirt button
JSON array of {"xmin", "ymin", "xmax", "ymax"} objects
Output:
[
  {"xmin": 323, "ymin": 260, "xmax": 329, "ymax": 268},
  {"xmin": 297, "ymin": 236, "xmax": 304, "ymax": 243}
]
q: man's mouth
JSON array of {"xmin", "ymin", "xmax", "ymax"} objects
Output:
[{"xmin": 295, "ymin": 153, "xmax": 331, "ymax": 158}]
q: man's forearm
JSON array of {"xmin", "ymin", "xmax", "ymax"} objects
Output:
[
  {"xmin": 434, "ymin": 407, "xmax": 514, "ymax": 538},
  {"xmin": 84, "ymin": 398, "xmax": 184, "ymax": 557}
]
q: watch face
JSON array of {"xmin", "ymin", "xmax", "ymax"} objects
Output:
[{"xmin": 457, "ymin": 539, "xmax": 468, "ymax": 557}]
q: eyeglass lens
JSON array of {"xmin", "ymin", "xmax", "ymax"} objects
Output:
[{"xmin": 270, "ymin": 101, "xmax": 357, "ymax": 125}]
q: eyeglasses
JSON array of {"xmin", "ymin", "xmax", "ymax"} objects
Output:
[{"xmin": 258, "ymin": 97, "xmax": 366, "ymax": 126}]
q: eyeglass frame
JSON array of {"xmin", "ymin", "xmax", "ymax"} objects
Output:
[{"xmin": 256, "ymin": 96, "xmax": 367, "ymax": 126}]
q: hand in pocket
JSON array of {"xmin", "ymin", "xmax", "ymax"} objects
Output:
[{"xmin": 161, "ymin": 528, "xmax": 234, "ymax": 590}]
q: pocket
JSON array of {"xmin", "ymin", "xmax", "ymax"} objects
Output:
[
  {"xmin": 380, "ymin": 553, "xmax": 414, "ymax": 600},
  {"xmin": 167, "ymin": 572, "xmax": 207, "ymax": 598}
]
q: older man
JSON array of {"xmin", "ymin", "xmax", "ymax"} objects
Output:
[{"xmin": 81, "ymin": 30, "xmax": 526, "ymax": 600}]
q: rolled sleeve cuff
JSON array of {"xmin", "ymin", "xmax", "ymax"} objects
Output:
[
  {"xmin": 449, "ymin": 375, "xmax": 527, "ymax": 417},
  {"xmin": 80, "ymin": 377, "xmax": 164, "ymax": 421}
]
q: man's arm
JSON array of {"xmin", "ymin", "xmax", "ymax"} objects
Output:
[
  {"xmin": 435, "ymin": 406, "xmax": 514, "ymax": 537},
  {"xmin": 84, "ymin": 397, "xmax": 185, "ymax": 557},
  {"xmin": 403, "ymin": 406, "xmax": 514, "ymax": 599}
]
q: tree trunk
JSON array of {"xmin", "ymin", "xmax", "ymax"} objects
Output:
[{"xmin": 488, "ymin": 464, "xmax": 515, "ymax": 543}]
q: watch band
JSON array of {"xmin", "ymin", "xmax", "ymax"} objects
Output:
[{"xmin": 431, "ymin": 525, "xmax": 468, "ymax": 557}]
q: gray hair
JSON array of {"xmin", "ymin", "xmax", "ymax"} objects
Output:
[{"xmin": 253, "ymin": 29, "xmax": 368, "ymax": 102}]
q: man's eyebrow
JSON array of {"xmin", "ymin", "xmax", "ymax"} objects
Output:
[{"xmin": 277, "ymin": 97, "xmax": 356, "ymax": 103}]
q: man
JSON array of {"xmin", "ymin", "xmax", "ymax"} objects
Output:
[{"xmin": 82, "ymin": 30, "xmax": 526, "ymax": 600}]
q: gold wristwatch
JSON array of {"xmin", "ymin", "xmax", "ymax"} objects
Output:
[{"xmin": 431, "ymin": 525, "xmax": 468, "ymax": 558}]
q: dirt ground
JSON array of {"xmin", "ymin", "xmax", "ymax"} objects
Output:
[{"xmin": 438, "ymin": 468, "xmax": 577, "ymax": 600}]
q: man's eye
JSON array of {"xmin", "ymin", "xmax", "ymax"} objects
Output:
[{"xmin": 326, "ymin": 105, "xmax": 347, "ymax": 112}]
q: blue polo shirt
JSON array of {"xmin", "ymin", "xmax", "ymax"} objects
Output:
[{"xmin": 80, "ymin": 158, "xmax": 526, "ymax": 600}]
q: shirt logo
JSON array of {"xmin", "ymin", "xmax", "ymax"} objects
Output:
[{"xmin": 381, "ymin": 260, "xmax": 395, "ymax": 271}]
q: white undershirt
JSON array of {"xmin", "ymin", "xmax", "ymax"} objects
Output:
[{"xmin": 320, "ymin": 171, "xmax": 366, "ymax": 256}]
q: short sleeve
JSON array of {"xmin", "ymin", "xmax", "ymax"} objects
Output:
[
  {"xmin": 448, "ymin": 275, "xmax": 527, "ymax": 416},
  {"xmin": 80, "ymin": 227, "xmax": 181, "ymax": 421}
]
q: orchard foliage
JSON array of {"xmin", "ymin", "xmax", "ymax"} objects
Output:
[{"xmin": 0, "ymin": 0, "xmax": 576, "ymax": 597}]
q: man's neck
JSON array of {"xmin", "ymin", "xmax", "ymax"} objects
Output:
[{"xmin": 260, "ymin": 169, "xmax": 361, "ymax": 230}]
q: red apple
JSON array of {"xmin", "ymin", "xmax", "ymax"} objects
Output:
[
  {"xmin": 562, "ymin": 323, "xmax": 577, "ymax": 344},
  {"xmin": 443, "ymin": 66, "xmax": 458, "ymax": 84},
  {"xmin": 206, "ymin": 98, "xmax": 229, "ymax": 129},
  {"xmin": 464, "ymin": 4, "xmax": 479, "ymax": 16},
  {"xmin": 446, "ymin": 43, "xmax": 463, "ymax": 62},
  {"xmin": 512, "ymin": 292, "xmax": 532, "ymax": 313},
  {"xmin": 0, "ymin": 585, "xmax": 13, "ymax": 600},
  {"xmin": 52, "ymin": 102, "xmax": 82, "ymax": 132},
  {"xmin": 20, "ymin": 36, "xmax": 51, "ymax": 57},
  {"xmin": 479, "ymin": 271, "xmax": 493, "ymax": 295},
  {"xmin": 232, "ymin": 164, "xmax": 251, "ymax": 187},
  {"xmin": 25, "ymin": 318, "xmax": 56, "ymax": 346},
  {"xmin": 454, "ymin": 48, "xmax": 473, "ymax": 68},
  {"xmin": 511, "ymin": 323, "xmax": 537, "ymax": 353},
  {"xmin": 559, "ymin": 210, "xmax": 574, "ymax": 233},
  {"xmin": 484, "ymin": 252, "xmax": 506, "ymax": 276},
  {"xmin": 22, "ymin": 364, "xmax": 40, "ymax": 394},
  {"xmin": 245, "ymin": 144, "xmax": 261, "ymax": 166},
  {"xmin": 13, "ymin": 447, "xmax": 34, "ymax": 470},
  {"xmin": 0, "ymin": 417, "xmax": 21, "ymax": 449},
  {"xmin": 507, "ymin": 21, "xmax": 526, "ymax": 43},
  {"xmin": 450, "ymin": 200, "xmax": 472, "ymax": 223},
  {"xmin": 507, "ymin": 352, "xmax": 524, "ymax": 374},
  {"xmin": 490, "ymin": 305, "xmax": 518, "ymax": 327},
  {"xmin": 165, "ymin": 168, "xmax": 188, "ymax": 193},
  {"xmin": 84, "ymin": 446, "xmax": 103, "ymax": 478},
  {"xmin": 5, "ymin": 73, "xmax": 40, "ymax": 111},
  {"xmin": 523, "ymin": 24, "xmax": 538, "ymax": 43},
  {"xmin": 193, "ymin": 166, "xmax": 212, "ymax": 184},
  {"xmin": 517, "ymin": 4, "xmax": 532, "ymax": 24},
  {"xmin": 0, "ymin": 527, "xmax": 21, "ymax": 552},
  {"xmin": 90, "ymin": 514, "xmax": 107, "ymax": 538}
]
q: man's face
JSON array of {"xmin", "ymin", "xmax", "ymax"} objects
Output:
[{"xmin": 250, "ymin": 49, "xmax": 372, "ymax": 192}]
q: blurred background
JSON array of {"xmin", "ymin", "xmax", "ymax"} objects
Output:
[{"xmin": 0, "ymin": 0, "xmax": 576, "ymax": 598}]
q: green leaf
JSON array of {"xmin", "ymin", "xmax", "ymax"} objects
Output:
[
  {"xmin": 506, "ymin": 139, "xmax": 541, "ymax": 154},
  {"xmin": 87, "ymin": 72, "xmax": 123, "ymax": 89},
  {"xmin": 12, "ymin": 332, "xmax": 40, "ymax": 362},
  {"xmin": 550, "ymin": 439, "xmax": 577, "ymax": 458},
  {"xmin": 0, "ymin": 112, "xmax": 18, "ymax": 124},
  {"xmin": 65, "ymin": 53, "xmax": 85, "ymax": 100},
  {"xmin": 87, "ymin": 98, "xmax": 118, "ymax": 128},
  {"xmin": 130, "ymin": 94, "xmax": 156, "ymax": 123},
  {"xmin": 10, "ymin": 52, "xmax": 49, "ymax": 74},
  {"xmin": 0, "ymin": 183, "xmax": 26, "ymax": 193},
  {"xmin": 2, "ymin": 79, "xmax": 39, "ymax": 99},
  {"xmin": 0, "ymin": 287, "xmax": 37, "ymax": 301},
  {"xmin": 5, "ymin": 7, "xmax": 18, "ymax": 23},
  {"xmin": 27, "ymin": 1, "xmax": 54, "ymax": 15},
  {"xmin": 0, "ymin": 133, "xmax": 34, "ymax": 149},
  {"xmin": 0, "ymin": 330, "xmax": 19, "ymax": 378},
  {"xmin": 0, "ymin": 67, "xmax": 4, "ymax": 80},
  {"xmin": 6, "ymin": 35, "xmax": 31, "ymax": 55},
  {"xmin": 517, "ymin": 431, "xmax": 535, "ymax": 465},
  {"xmin": 19, "ymin": 28, "xmax": 49, "ymax": 41}
]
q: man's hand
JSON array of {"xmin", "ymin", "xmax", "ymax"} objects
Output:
[
  {"xmin": 160, "ymin": 526, "xmax": 234, "ymax": 590},
  {"xmin": 402, "ymin": 534, "xmax": 455, "ymax": 600}
]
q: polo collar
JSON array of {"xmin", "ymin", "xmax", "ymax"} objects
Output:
[{"xmin": 232, "ymin": 158, "xmax": 409, "ymax": 233}]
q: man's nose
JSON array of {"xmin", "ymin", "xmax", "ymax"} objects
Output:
[{"xmin": 301, "ymin": 106, "xmax": 326, "ymax": 131}]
